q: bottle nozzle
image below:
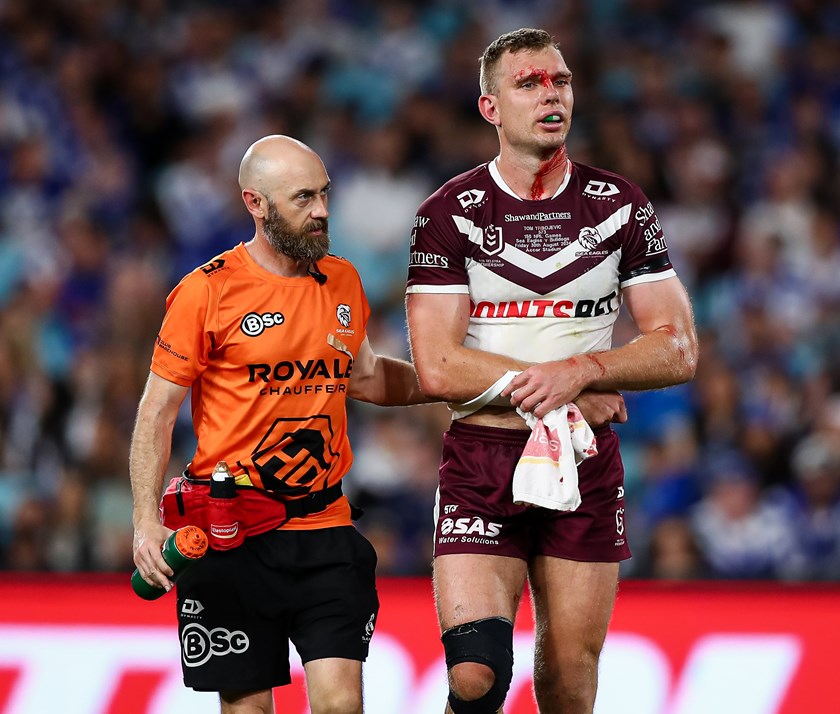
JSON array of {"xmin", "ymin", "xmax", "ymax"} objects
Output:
[
  {"xmin": 212, "ymin": 461, "xmax": 232, "ymax": 481},
  {"xmin": 210, "ymin": 460, "xmax": 237, "ymax": 498}
]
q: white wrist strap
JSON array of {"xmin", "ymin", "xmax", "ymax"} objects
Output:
[{"xmin": 448, "ymin": 370, "xmax": 521, "ymax": 420}]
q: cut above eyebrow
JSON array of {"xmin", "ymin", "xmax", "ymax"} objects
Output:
[{"xmin": 516, "ymin": 69, "xmax": 573, "ymax": 83}]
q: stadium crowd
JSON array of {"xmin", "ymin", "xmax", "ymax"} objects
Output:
[{"xmin": 1, "ymin": 0, "xmax": 839, "ymax": 580}]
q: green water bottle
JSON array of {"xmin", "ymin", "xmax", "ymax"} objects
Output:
[{"xmin": 131, "ymin": 525, "xmax": 209, "ymax": 601}]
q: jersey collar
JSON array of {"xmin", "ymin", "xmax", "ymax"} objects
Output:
[{"xmin": 488, "ymin": 156, "xmax": 573, "ymax": 200}]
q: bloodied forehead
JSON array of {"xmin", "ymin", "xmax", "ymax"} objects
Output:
[{"xmin": 502, "ymin": 47, "xmax": 571, "ymax": 86}]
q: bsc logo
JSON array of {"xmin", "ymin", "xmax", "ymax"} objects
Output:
[
  {"xmin": 241, "ymin": 312, "xmax": 285, "ymax": 337},
  {"xmin": 182, "ymin": 624, "xmax": 249, "ymax": 667}
]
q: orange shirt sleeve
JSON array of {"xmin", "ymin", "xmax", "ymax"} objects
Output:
[{"xmin": 151, "ymin": 272, "xmax": 214, "ymax": 386}]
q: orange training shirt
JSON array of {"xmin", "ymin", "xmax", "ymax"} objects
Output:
[{"xmin": 151, "ymin": 243, "xmax": 370, "ymax": 530}]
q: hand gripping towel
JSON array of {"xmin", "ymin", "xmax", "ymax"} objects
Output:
[{"xmin": 512, "ymin": 404, "xmax": 598, "ymax": 511}]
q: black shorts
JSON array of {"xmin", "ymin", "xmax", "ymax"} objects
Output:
[
  {"xmin": 175, "ymin": 526, "xmax": 379, "ymax": 692},
  {"xmin": 434, "ymin": 421, "xmax": 631, "ymax": 562}
]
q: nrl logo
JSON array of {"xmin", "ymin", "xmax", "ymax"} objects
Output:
[{"xmin": 482, "ymin": 225, "xmax": 504, "ymax": 256}]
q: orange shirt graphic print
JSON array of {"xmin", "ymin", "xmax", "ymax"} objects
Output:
[{"xmin": 245, "ymin": 414, "xmax": 341, "ymax": 495}]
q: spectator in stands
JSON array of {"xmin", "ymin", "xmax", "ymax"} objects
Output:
[
  {"xmin": 770, "ymin": 434, "xmax": 840, "ymax": 580},
  {"xmin": 691, "ymin": 452, "xmax": 795, "ymax": 579}
]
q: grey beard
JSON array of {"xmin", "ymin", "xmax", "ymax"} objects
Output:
[{"xmin": 263, "ymin": 211, "xmax": 330, "ymax": 264}]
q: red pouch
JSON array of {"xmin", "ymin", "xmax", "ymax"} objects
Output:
[
  {"xmin": 159, "ymin": 477, "xmax": 207, "ymax": 531},
  {"xmin": 160, "ymin": 476, "xmax": 290, "ymax": 551},
  {"xmin": 206, "ymin": 496, "xmax": 245, "ymax": 550}
]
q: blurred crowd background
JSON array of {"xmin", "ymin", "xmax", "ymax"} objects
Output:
[{"xmin": 1, "ymin": 0, "xmax": 839, "ymax": 581}]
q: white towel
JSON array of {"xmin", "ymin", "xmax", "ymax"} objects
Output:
[{"xmin": 513, "ymin": 404, "xmax": 598, "ymax": 511}]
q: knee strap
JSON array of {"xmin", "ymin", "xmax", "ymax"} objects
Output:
[{"xmin": 441, "ymin": 617, "xmax": 513, "ymax": 714}]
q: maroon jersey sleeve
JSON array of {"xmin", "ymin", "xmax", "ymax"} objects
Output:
[
  {"xmin": 618, "ymin": 183, "xmax": 675, "ymax": 287},
  {"xmin": 406, "ymin": 191, "xmax": 470, "ymax": 294}
]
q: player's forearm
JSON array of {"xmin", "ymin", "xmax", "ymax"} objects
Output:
[
  {"xmin": 581, "ymin": 324, "xmax": 698, "ymax": 393},
  {"xmin": 413, "ymin": 342, "xmax": 529, "ymax": 403},
  {"xmin": 504, "ymin": 318, "xmax": 697, "ymax": 417},
  {"xmin": 129, "ymin": 406, "xmax": 176, "ymax": 528},
  {"xmin": 350, "ymin": 356, "xmax": 433, "ymax": 406}
]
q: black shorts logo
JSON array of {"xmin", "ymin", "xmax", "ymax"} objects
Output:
[
  {"xmin": 239, "ymin": 416, "xmax": 339, "ymax": 496},
  {"xmin": 182, "ymin": 624, "xmax": 249, "ymax": 667}
]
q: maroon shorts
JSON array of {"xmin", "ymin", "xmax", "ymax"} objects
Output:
[{"xmin": 434, "ymin": 421, "xmax": 631, "ymax": 562}]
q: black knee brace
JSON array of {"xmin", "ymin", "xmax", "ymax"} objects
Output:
[{"xmin": 441, "ymin": 616, "xmax": 514, "ymax": 714}]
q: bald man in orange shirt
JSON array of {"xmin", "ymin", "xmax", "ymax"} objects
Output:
[{"xmin": 130, "ymin": 135, "xmax": 430, "ymax": 714}]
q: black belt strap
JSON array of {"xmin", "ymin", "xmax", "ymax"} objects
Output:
[
  {"xmin": 181, "ymin": 470, "xmax": 361, "ymax": 520},
  {"xmin": 283, "ymin": 481, "xmax": 345, "ymax": 519}
]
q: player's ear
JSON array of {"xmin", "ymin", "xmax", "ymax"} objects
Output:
[
  {"xmin": 478, "ymin": 95, "xmax": 500, "ymax": 126},
  {"xmin": 242, "ymin": 189, "xmax": 266, "ymax": 218}
]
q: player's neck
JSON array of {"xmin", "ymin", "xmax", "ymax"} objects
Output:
[
  {"xmin": 496, "ymin": 145, "xmax": 569, "ymax": 200},
  {"xmin": 245, "ymin": 236, "xmax": 308, "ymax": 277}
]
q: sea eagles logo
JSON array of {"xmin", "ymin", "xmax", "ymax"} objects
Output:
[
  {"xmin": 578, "ymin": 226, "xmax": 601, "ymax": 251},
  {"xmin": 363, "ymin": 613, "xmax": 376, "ymax": 643},
  {"xmin": 336, "ymin": 304, "xmax": 351, "ymax": 327}
]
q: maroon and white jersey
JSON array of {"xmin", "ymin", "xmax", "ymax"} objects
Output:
[{"xmin": 406, "ymin": 159, "xmax": 676, "ymax": 364}]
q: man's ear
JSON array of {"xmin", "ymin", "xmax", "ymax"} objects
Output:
[
  {"xmin": 242, "ymin": 189, "xmax": 266, "ymax": 218},
  {"xmin": 478, "ymin": 94, "xmax": 500, "ymax": 126}
]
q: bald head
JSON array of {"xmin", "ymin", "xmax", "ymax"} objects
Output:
[
  {"xmin": 239, "ymin": 134, "xmax": 332, "ymax": 266},
  {"xmin": 238, "ymin": 135, "xmax": 324, "ymax": 195}
]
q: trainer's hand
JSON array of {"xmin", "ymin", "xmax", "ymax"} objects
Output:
[
  {"xmin": 574, "ymin": 390, "xmax": 627, "ymax": 428},
  {"xmin": 133, "ymin": 520, "xmax": 175, "ymax": 591}
]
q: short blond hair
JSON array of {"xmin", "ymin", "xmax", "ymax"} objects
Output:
[{"xmin": 479, "ymin": 28, "xmax": 560, "ymax": 95}]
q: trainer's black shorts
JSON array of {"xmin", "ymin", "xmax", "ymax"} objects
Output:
[{"xmin": 175, "ymin": 526, "xmax": 379, "ymax": 693}]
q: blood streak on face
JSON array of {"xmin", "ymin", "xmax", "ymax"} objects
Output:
[
  {"xmin": 530, "ymin": 145, "xmax": 568, "ymax": 200},
  {"xmin": 515, "ymin": 66, "xmax": 554, "ymax": 89}
]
